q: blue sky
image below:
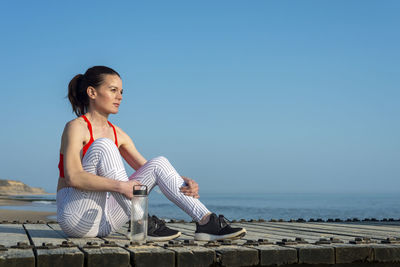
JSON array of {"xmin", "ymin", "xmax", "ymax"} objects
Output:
[{"xmin": 0, "ymin": 1, "xmax": 399, "ymax": 194}]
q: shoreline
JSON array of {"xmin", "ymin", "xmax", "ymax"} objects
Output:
[
  {"xmin": 0, "ymin": 209, "xmax": 56, "ymax": 222},
  {"xmin": 0, "ymin": 196, "xmax": 56, "ymax": 222}
]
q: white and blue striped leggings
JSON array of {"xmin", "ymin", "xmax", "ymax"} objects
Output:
[{"xmin": 57, "ymin": 138, "xmax": 210, "ymax": 237}]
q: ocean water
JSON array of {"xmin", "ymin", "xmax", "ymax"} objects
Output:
[{"xmin": 1, "ymin": 192, "xmax": 399, "ymax": 221}]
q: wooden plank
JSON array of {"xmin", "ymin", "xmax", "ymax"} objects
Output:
[
  {"xmin": 284, "ymin": 244, "xmax": 335, "ymax": 265},
  {"xmin": 350, "ymin": 221, "xmax": 400, "ymax": 227},
  {"xmin": 24, "ymin": 223, "xmax": 67, "ymax": 244},
  {"xmin": 319, "ymin": 243, "xmax": 400, "ymax": 264},
  {"xmin": 247, "ymin": 222, "xmax": 395, "ymax": 241},
  {"xmin": 0, "ymin": 224, "xmax": 31, "ymax": 247},
  {"xmin": 0, "ymin": 249, "xmax": 35, "ymax": 267},
  {"xmin": 164, "ymin": 246, "xmax": 215, "ymax": 267},
  {"xmin": 0, "ymin": 224, "xmax": 35, "ymax": 267},
  {"xmin": 238, "ymin": 222, "xmax": 331, "ymax": 241},
  {"xmin": 233, "ymin": 222, "xmax": 353, "ymax": 243},
  {"xmin": 320, "ymin": 243, "xmax": 374, "ymax": 264},
  {"xmin": 24, "ymin": 224, "xmax": 84, "ymax": 267},
  {"xmin": 272, "ymin": 221, "xmax": 400, "ymax": 236},
  {"xmin": 291, "ymin": 221, "xmax": 400, "ymax": 237},
  {"xmin": 244, "ymin": 222, "xmax": 367, "ymax": 239},
  {"xmin": 47, "ymin": 224, "xmax": 130, "ymax": 267},
  {"xmin": 371, "ymin": 243, "xmax": 400, "ymax": 263},
  {"xmin": 82, "ymin": 246, "xmax": 129, "ymax": 267},
  {"xmin": 122, "ymin": 244, "xmax": 175, "ymax": 267},
  {"xmin": 103, "ymin": 231, "xmax": 174, "ymax": 267},
  {"xmin": 311, "ymin": 222, "xmax": 400, "ymax": 235},
  {"xmin": 214, "ymin": 244, "xmax": 259, "ymax": 267},
  {"xmin": 244, "ymin": 244, "xmax": 298, "ymax": 266}
]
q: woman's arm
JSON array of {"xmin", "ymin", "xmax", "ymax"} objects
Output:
[
  {"xmin": 62, "ymin": 120, "xmax": 136, "ymax": 199},
  {"xmin": 116, "ymin": 126, "xmax": 200, "ymax": 198}
]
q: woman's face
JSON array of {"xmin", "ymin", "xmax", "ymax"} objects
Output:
[{"xmin": 89, "ymin": 74, "xmax": 123, "ymax": 114}]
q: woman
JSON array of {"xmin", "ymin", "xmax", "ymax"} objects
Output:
[{"xmin": 57, "ymin": 66, "xmax": 246, "ymax": 240}]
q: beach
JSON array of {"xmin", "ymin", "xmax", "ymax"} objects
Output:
[{"xmin": 0, "ymin": 197, "xmax": 56, "ymax": 222}]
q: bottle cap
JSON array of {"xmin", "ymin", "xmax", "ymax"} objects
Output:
[{"xmin": 133, "ymin": 185, "xmax": 148, "ymax": 196}]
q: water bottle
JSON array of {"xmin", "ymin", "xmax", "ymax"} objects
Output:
[{"xmin": 130, "ymin": 185, "xmax": 148, "ymax": 243}]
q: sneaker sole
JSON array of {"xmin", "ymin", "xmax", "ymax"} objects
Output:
[
  {"xmin": 147, "ymin": 231, "xmax": 181, "ymax": 242},
  {"xmin": 194, "ymin": 228, "xmax": 247, "ymax": 241}
]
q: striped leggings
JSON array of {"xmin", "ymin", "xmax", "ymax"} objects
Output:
[{"xmin": 57, "ymin": 138, "xmax": 210, "ymax": 237}]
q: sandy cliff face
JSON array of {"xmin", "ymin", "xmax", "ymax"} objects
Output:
[{"xmin": 0, "ymin": 179, "xmax": 46, "ymax": 195}]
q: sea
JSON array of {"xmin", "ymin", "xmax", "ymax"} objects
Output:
[{"xmin": 1, "ymin": 192, "xmax": 400, "ymax": 221}]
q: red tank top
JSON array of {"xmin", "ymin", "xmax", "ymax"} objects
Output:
[{"xmin": 58, "ymin": 115, "xmax": 118, "ymax": 178}]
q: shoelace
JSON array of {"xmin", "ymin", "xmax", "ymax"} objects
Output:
[
  {"xmin": 218, "ymin": 214, "xmax": 231, "ymax": 228},
  {"xmin": 152, "ymin": 215, "xmax": 167, "ymax": 229}
]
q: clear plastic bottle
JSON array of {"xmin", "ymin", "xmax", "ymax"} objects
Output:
[{"xmin": 130, "ymin": 185, "xmax": 148, "ymax": 243}]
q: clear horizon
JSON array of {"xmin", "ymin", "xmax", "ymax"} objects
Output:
[{"xmin": 0, "ymin": 1, "xmax": 399, "ymax": 194}]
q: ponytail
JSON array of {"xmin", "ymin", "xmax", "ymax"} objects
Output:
[
  {"xmin": 67, "ymin": 66, "xmax": 120, "ymax": 117},
  {"xmin": 68, "ymin": 74, "xmax": 88, "ymax": 116}
]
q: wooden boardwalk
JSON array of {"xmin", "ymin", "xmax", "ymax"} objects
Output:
[{"xmin": 1, "ymin": 219, "xmax": 400, "ymax": 266}]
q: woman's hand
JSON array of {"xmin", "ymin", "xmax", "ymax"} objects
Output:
[
  {"xmin": 180, "ymin": 176, "xmax": 199, "ymax": 198},
  {"xmin": 120, "ymin": 180, "xmax": 142, "ymax": 199}
]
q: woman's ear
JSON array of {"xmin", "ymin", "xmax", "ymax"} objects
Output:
[{"xmin": 87, "ymin": 86, "xmax": 97, "ymax": 99}]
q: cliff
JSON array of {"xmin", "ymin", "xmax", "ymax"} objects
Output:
[{"xmin": 0, "ymin": 179, "xmax": 47, "ymax": 195}]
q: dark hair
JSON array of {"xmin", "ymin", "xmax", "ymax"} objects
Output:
[{"xmin": 68, "ymin": 66, "xmax": 120, "ymax": 116}]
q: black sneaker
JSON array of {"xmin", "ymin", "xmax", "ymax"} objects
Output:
[
  {"xmin": 194, "ymin": 213, "xmax": 246, "ymax": 241},
  {"xmin": 147, "ymin": 215, "xmax": 181, "ymax": 241}
]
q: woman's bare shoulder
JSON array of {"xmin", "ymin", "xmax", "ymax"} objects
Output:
[
  {"xmin": 64, "ymin": 117, "xmax": 86, "ymax": 133},
  {"xmin": 61, "ymin": 117, "xmax": 89, "ymax": 141},
  {"xmin": 60, "ymin": 117, "xmax": 87, "ymax": 152}
]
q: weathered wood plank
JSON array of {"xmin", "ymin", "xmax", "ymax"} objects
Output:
[
  {"xmin": 372, "ymin": 244, "xmax": 400, "ymax": 263},
  {"xmin": 103, "ymin": 232, "xmax": 174, "ymax": 267},
  {"xmin": 47, "ymin": 224, "xmax": 130, "ymax": 267},
  {"xmin": 24, "ymin": 224, "xmax": 84, "ymax": 267},
  {"xmin": 0, "ymin": 224, "xmax": 31, "ymax": 246},
  {"xmin": 244, "ymin": 222, "xmax": 364, "ymax": 239},
  {"xmin": 164, "ymin": 246, "xmax": 215, "ymax": 267},
  {"xmin": 234, "ymin": 222, "xmax": 352, "ymax": 243},
  {"xmin": 270, "ymin": 221, "xmax": 400, "ymax": 236},
  {"xmin": 0, "ymin": 249, "xmax": 35, "ymax": 267},
  {"xmin": 284, "ymin": 244, "xmax": 335, "ymax": 265},
  {"xmin": 123, "ymin": 245, "xmax": 175, "ymax": 267},
  {"xmin": 24, "ymin": 223, "xmax": 67, "ymax": 244},
  {"xmin": 319, "ymin": 243, "xmax": 373, "ymax": 264},
  {"xmin": 311, "ymin": 222, "xmax": 400, "ymax": 235},
  {"xmin": 214, "ymin": 245, "xmax": 259, "ymax": 267},
  {"xmin": 247, "ymin": 222, "xmax": 397, "ymax": 241},
  {"xmin": 245, "ymin": 244, "xmax": 298, "ymax": 266},
  {"xmin": 0, "ymin": 224, "xmax": 34, "ymax": 267}
]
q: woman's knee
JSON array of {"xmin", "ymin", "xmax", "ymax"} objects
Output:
[
  {"xmin": 147, "ymin": 156, "xmax": 178, "ymax": 177},
  {"xmin": 82, "ymin": 138, "xmax": 124, "ymax": 173},
  {"xmin": 148, "ymin": 156, "xmax": 170, "ymax": 165}
]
